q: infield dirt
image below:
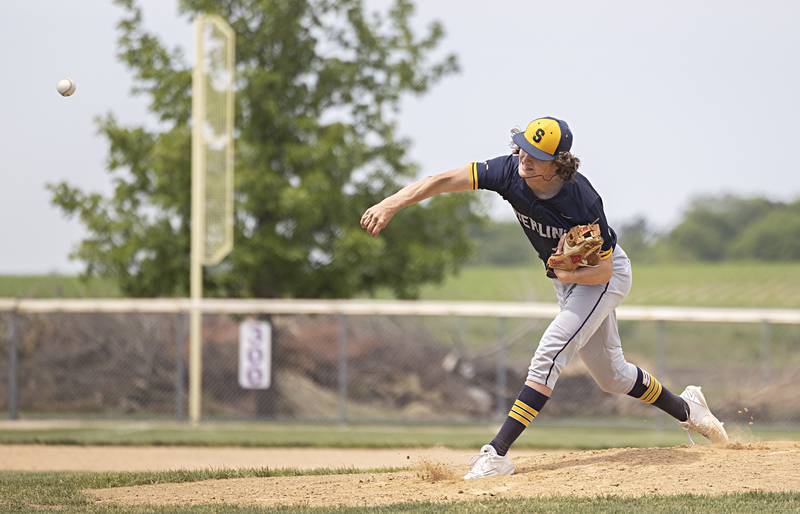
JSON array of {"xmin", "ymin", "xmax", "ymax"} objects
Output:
[{"xmin": 79, "ymin": 442, "xmax": 800, "ymax": 508}]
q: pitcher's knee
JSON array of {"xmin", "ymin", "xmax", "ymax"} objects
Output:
[
  {"xmin": 528, "ymin": 349, "xmax": 563, "ymax": 390},
  {"xmin": 594, "ymin": 362, "xmax": 638, "ymax": 395},
  {"xmin": 594, "ymin": 376, "xmax": 629, "ymax": 394},
  {"xmin": 527, "ymin": 365, "xmax": 553, "ymax": 390}
]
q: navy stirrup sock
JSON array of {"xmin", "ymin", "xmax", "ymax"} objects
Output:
[
  {"xmin": 627, "ymin": 367, "xmax": 689, "ymax": 422},
  {"xmin": 490, "ymin": 385, "xmax": 550, "ymax": 456}
]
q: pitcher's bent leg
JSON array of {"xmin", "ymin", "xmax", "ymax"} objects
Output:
[
  {"xmin": 528, "ymin": 283, "xmax": 624, "ymax": 389},
  {"xmin": 579, "ymin": 313, "xmax": 688, "ymax": 422},
  {"xmin": 577, "ymin": 311, "xmax": 638, "ymax": 394}
]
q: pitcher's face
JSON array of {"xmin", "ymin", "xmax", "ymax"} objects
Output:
[{"xmin": 518, "ymin": 150, "xmax": 555, "ymax": 180}]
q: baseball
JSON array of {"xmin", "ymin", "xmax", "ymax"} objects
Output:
[{"xmin": 56, "ymin": 78, "xmax": 77, "ymax": 97}]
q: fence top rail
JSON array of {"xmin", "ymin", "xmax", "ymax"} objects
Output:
[{"xmin": 0, "ymin": 297, "xmax": 799, "ymax": 324}]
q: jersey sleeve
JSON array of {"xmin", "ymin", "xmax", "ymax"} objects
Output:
[
  {"xmin": 589, "ymin": 198, "xmax": 616, "ymax": 260},
  {"xmin": 469, "ymin": 155, "xmax": 516, "ymax": 195}
]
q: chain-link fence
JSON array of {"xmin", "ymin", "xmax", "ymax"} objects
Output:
[{"xmin": 1, "ymin": 301, "xmax": 799, "ymax": 428}]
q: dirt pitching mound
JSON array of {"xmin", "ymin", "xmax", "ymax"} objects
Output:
[{"xmin": 88, "ymin": 442, "xmax": 800, "ymax": 509}]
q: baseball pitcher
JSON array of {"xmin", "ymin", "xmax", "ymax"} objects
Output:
[{"xmin": 360, "ymin": 116, "xmax": 728, "ymax": 480}]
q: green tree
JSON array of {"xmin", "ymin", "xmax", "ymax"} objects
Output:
[
  {"xmin": 615, "ymin": 216, "xmax": 658, "ymax": 262},
  {"xmin": 49, "ymin": 0, "xmax": 480, "ymax": 299},
  {"xmin": 665, "ymin": 195, "xmax": 778, "ymax": 261},
  {"xmin": 730, "ymin": 207, "xmax": 800, "ymax": 260}
]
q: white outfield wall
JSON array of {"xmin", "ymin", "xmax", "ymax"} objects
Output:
[{"xmin": 0, "ymin": 298, "xmax": 799, "ymax": 324}]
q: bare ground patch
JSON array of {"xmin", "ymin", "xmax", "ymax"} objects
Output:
[
  {"xmin": 0, "ymin": 445, "xmax": 538, "ymax": 472},
  {"xmin": 86, "ymin": 442, "xmax": 800, "ymax": 508}
]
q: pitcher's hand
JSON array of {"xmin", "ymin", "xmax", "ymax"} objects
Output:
[{"xmin": 360, "ymin": 202, "xmax": 396, "ymax": 237}]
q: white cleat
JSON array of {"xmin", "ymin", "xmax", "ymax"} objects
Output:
[
  {"xmin": 679, "ymin": 385, "xmax": 729, "ymax": 445},
  {"xmin": 463, "ymin": 444, "xmax": 515, "ymax": 480}
]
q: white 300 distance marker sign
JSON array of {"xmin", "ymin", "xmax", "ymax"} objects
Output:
[{"xmin": 239, "ymin": 319, "xmax": 272, "ymax": 389}]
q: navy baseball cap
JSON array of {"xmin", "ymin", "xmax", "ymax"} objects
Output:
[{"xmin": 512, "ymin": 117, "xmax": 573, "ymax": 161}]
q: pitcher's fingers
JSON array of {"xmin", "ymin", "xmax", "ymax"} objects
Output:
[
  {"xmin": 371, "ymin": 217, "xmax": 387, "ymax": 236},
  {"xmin": 366, "ymin": 216, "xmax": 380, "ymax": 234},
  {"xmin": 361, "ymin": 211, "xmax": 374, "ymax": 229}
]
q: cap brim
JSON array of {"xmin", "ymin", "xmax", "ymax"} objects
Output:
[{"xmin": 512, "ymin": 132, "xmax": 555, "ymax": 161}]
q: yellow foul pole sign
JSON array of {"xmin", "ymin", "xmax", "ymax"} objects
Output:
[{"xmin": 190, "ymin": 14, "xmax": 235, "ymax": 424}]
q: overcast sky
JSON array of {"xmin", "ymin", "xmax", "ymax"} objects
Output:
[{"xmin": 2, "ymin": 0, "xmax": 799, "ymax": 273}]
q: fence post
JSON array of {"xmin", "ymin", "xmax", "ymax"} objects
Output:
[
  {"xmin": 495, "ymin": 317, "xmax": 507, "ymax": 421},
  {"xmin": 337, "ymin": 314, "xmax": 348, "ymax": 425},
  {"xmin": 7, "ymin": 311, "xmax": 18, "ymax": 420},
  {"xmin": 175, "ymin": 312, "xmax": 187, "ymax": 421}
]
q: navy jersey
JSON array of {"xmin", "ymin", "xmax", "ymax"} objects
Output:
[{"xmin": 469, "ymin": 154, "xmax": 617, "ymax": 267}]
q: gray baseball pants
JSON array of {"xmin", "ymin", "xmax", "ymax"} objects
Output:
[{"xmin": 527, "ymin": 245, "xmax": 638, "ymax": 393}]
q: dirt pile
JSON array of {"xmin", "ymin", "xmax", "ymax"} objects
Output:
[{"xmin": 87, "ymin": 442, "xmax": 800, "ymax": 508}]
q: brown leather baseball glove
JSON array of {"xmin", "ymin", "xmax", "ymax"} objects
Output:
[{"xmin": 547, "ymin": 223, "xmax": 604, "ymax": 272}]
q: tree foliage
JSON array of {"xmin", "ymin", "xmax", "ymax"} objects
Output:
[
  {"xmin": 665, "ymin": 195, "xmax": 781, "ymax": 261},
  {"xmin": 729, "ymin": 202, "xmax": 800, "ymax": 260},
  {"xmin": 49, "ymin": 0, "xmax": 481, "ymax": 298},
  {"xmin": 620, "ymin": 195, "xmax": 800, "ymax": 263},
  {"xmin": 615, "ymin": 216, "xmax": 659, "ymax": 262}
]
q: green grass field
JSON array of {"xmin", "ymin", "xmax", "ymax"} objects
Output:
[
  {"xmin": 0, "ymin": 420, "xmax": 797, "ymax": 449},
  {"xmin": 0, "ymin": 274, "xmax": 120, "ymax": 298},
  {"xmin": 0, "ymin": 468, "xmax": 797, "ymax": 514},
  {"xmin": 414, "ymin": 262, "xmax": 800, "ymax": 307},
  {"xmin": 0, "ymin": 422, "xmax": 700, "ymax": 449},
  {"xmin": 3, "ymin": 261, "xmax": 800, "ymax": 307}
]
